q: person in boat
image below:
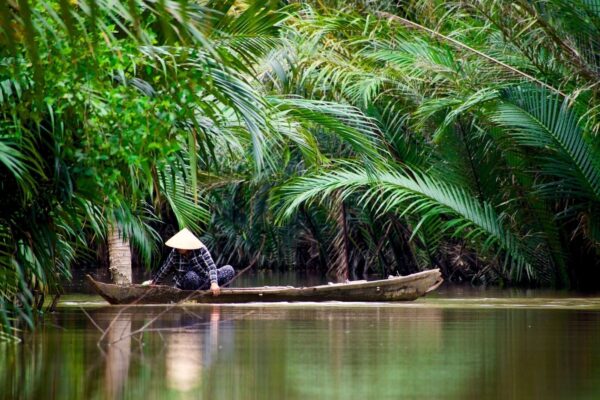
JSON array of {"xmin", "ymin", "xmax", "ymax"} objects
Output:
[{"xmin": 144, "ymin": 228, "xmax": 235, "ymax": 296}]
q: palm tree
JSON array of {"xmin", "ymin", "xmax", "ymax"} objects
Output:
[
  {"xmin": 0, "ymin": 0, "xmax": 384, "ymax": 337},
  {"xmin": 107, "ymin": 225, "xmax": 133, "ymax": 285},
  {"xmin": 267, "ymin": 2, "xmax": 600, "ymax": 285},
  {"xmin": 0, "ymin": 0, "xmax": 290, "ymax": 337}
]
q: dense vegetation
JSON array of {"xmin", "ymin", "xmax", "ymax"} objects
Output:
[{"xmin": 2, "ymin": 0, "xmax": 600, "ymax": 340}]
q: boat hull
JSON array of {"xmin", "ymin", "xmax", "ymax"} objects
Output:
[{"xmin": 86, "ymin": 269, "xmax": 443, "ymax": 305}]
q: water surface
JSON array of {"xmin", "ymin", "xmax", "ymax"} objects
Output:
[{"xmin": 2, "ymin": 288, "xmax": 600, "ymax": 400}]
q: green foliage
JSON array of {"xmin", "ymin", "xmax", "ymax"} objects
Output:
[
  {"xmin": 492, "ymin": 88, "xmax": 600, "ymax": 200},
  {"xmin": 0, "ymin": 0, "xmax": 290, "ymax": 340},
  {"xmin": 259, "ymin": 1, "xmax": 600, "ymax": 287},
  {"xmin": 273, "ymin": 165, "xmax": 540, "ymax": 280}
]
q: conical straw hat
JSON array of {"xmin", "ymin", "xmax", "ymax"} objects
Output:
[{"xmin": 165, "ymin": 228, "xmax": 205, "ymax": 250}]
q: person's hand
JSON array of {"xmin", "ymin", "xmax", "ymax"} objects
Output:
[
  {"xmin": 210, "ymin": 282, "xmax": 221, "ymax": 296},
  {"xmin": 141, "ymin": 280, "xmax": 153, "ymax": 286}
]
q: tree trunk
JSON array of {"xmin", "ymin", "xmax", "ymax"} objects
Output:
[
  {"xmin": 328, "ymin": 190, "xmax": 350, "ymax": 283},
  {"xmin": 108, "ymin": 225, "xmax": 132, "ymax": 285}
]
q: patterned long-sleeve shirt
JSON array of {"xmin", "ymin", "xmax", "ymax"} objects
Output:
[{"xmin": 152, "ymin": 247, "xmax": 218, "ymax": 287}]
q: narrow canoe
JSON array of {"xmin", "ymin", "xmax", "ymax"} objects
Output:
[{"xmin": 86, "ymin": 269, "xmax": 443, "ymax": 305}]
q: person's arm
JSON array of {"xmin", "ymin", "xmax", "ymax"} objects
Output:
[
  {"xmin": 195, "ymin": 247, "xmax": 217, "ymax": 284},
  {"xmin": 189, "ymin": 250, "xmax": 206, "ymax": 277},
  {"xmin": 198, "ymin": 247, "xmax": 220, "ymax": 295},
  {"xmin": 152, "ymin": 249, "xmax": 177, "ymax": 284}
]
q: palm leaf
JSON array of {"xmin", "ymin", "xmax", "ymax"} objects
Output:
[
  {"xmin": 492, "ymin": 87, "xmax": 600, "ymax": 200},
  {"xmin": 273, "ymin": 165, "xmax": 540, "ymax": 281},
  {"xmin": 160, "ymin": 169, "xmax": 209, "ymax": 233},
  {"xmin": 268, "ymin": 96, "xmax": 383, "ymax": 165}
]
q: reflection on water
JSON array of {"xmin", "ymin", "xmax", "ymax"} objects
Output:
[
  {"xmin": 1, "ymin": 302, "xmax": 600, "ymax": 400},
  {"xmin": 106, "ymin": 317, "xmax": 132, "ymax": 399},
  {"xmin": 166, "ymin": 331, "xmax": 202, "ymax": 392},
  {"xmin": 165, "ymin": 308, "xmax": 221, "ymax": 393}
]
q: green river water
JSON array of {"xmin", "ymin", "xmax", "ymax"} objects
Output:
[{"xmin": 1, "ymin": 285, "xmax": 600, "ymax": 400}]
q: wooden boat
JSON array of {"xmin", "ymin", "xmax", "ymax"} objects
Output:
[{"xmin": 86, "ymin": 269, "xmax": 443, "ymax": 305}]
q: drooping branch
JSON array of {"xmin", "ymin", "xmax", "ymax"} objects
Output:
[
  {"xmin": 512, "ymin": 0, "xmax": 600, "ymax": 84},
  {"xmin": 375, "ymin": 11, "xmax": 567, "ymax": 97}
]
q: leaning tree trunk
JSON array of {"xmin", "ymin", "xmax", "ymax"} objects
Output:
[
  {"xmin": 108, "ymin": 225, "xmax": 132, "ymax": 285},
  {"xmin": 328, "ymin": 190, "xmax": 350, "ymax": 283}
]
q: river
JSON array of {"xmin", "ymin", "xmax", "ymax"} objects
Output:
[{"xmin": 1, "ymin": 281, "xmax": 600, "ymax": 399}]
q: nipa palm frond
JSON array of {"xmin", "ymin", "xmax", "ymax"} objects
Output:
[
  {"xmin": 273, "ymin": 165, "xmax": 541, "ymax": 281},
  {"xmin": 492, "ymin": 87, "xmax": 600, "ymax": 200}
]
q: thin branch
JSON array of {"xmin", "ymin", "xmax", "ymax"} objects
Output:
[
  {"xmin": 109, "ymin": 310, "xmax": 257, "ymax": 344},
  {"xmin": 375, "ymin": 11, "xmax": 567, "ymax": 97},
  {"xmin": 98, "ymin": 305, "xmax": 129, "ymax": 344},
  {"xmin": 222, "ymin": 236, "xmax": 265, "ymax": 287},
  {"xmin": 512, "ymin": 0, "xmax": 600, "ymax": 83},
  {"xmin": 80, "ymin": 306, "xmax": 104, "ymax": 335},
  {"xmin": 222, "ymin": 263, "xmax": 255, "ymax": 288}
]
